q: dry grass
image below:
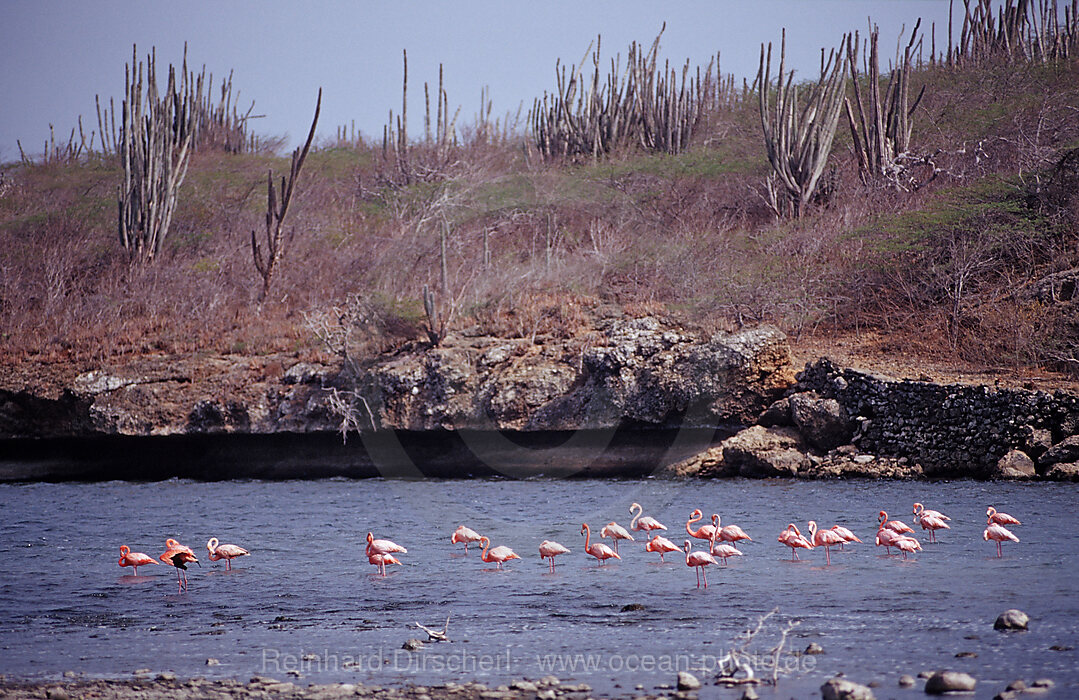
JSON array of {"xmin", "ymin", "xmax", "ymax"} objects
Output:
[{"xmin": 1, "ymin": 56, "xmax": 1077, "ymax": 382}]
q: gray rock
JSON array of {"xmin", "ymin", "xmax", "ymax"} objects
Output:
[
  {"xmin": 282, "ymin": 362, "xmax": 327, "ymax": 385},
  {"xmin": 995, "ymin": 609, "xmax": 1030, "ymax": 630},
  {"xmin": 539, "ymin": 676, "xmax": 560, "ymax": 687},
  {"xmin": 1045, "ymin": 461, "xmax": 1079, "ymax": 481},
  {"xmin": 205, "ymin": 658, "xmax": 220, "ymax": 666},
  {"xmin": 898, "ymin": 675, "xmax": 916, "ymax": 687},
  {"xmin": 1005, "ymin": 680, "xmax": 1027, "ymax": 691},
  {"xmin": 789, "ymin": 391, "xmax": 853, "ymax": 451},
  {"xmin": 758, "ymin": 397, "xmax": 792, "ymax": 427},
  {"xmin": 804, "ymin": 642, "xmax": 825, "ymax": 655},
  {"xmin": 994, "ymin": 691, "xmax": 1019, "ymax": 700},
  {"xmin": 676, "ymin": 671, "xmax": 701, "ymax": 690},
  {"xmin": 402, "ymin": 638, "xmax": 424, "ymax": 651},
  {"xmin": 993, "ymin": 450, "xmax": 1036, "ymax": 479},
  {"xmin": 45, "ymin": 688, "xmax": 70, "ymax": 700},
  {"xmin": 509, "ymin": 679, "xmax": 537, "ymax": 691},
  {"xmin": 1039, "ymin": 435, "xmax": 1079, "ymax": 468},
  {"xmin": 1031, "ymin": 678, "xmax": 1055, "ymax": 688},
  {"xmin": 924, "ymin": 670, "xmax": 976, "ymax": 694},
  {"xmin": 536, "ymin": 691, "xmax": 557, "ymax": 700},
  {"xmin": 721, "ymin": 425, "xmax": 808, "ymax": 477},
  {"xmin": 739, "ymin": 687, "xmax": 760, "ymax": 700},
  {"xmin": 156, "ymin": 672, "xmax": 177, "ymax": 682},
  {"xmin": 820, "ymin": 676, "xmax": 876, "ymax": 700}
]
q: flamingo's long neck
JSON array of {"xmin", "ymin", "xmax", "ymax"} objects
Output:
[
  {"xmin": 684, "ymin": 540, "xmax": 692, "ymax": 565},
  {"xmin": 582, "ymin": 525, "xmax": 592, "ymax": 551},
  {"xmin": 686, "ymin": 512, "xmax": 702, "ymax": 537},
  {"xmin": 808, "ymin": 521, "xmax": 818, "ymax": 543},
  {"xmin": 480, "ymin": 537, "xmax": 491, "ymax": 562},
  {"xmin": 630, "ymin": 504, "xmax": 641, "ymax": 530}
]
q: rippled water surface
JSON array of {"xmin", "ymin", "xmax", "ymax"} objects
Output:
[{"xmin": 1, "ymin": 477, "xmax": 1076, "ymax": 699}]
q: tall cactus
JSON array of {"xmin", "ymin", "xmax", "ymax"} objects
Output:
[
  {"xmin": 757, "ymin": 30, "xmax": 849, "ymax": 217},
  {"xmin": 117, "ymin": 45, "xmax": 202, "ymax": 262},
  {"xmin": 845, "ymin": 21, "xmax": 926, "ymax": 187}
]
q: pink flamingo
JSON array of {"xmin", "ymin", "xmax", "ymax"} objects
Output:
[
  {"xmin": 600, "ymin": 522, "xmax": 635, "ymax": 553},
  {"xmin": 913, "ymin": 502, "xmax": 951, "ymax": 521},
  {"xmin": 987, "ymin": 507, "xmax": 1021, "ymax": 527},
  {"xmin": 206, "ymin": 538, "xmax": 249, "ymax": 571},
  {"xmin": 159, "ymin": 539, "xmax": 199, "ymax": 592},
  {"xmin": 880, "ymin": 510, "xmax": 915, "ymax": 534},
  {"xmin": 581, "ymin": 524, "xmax": 620, "ymax": 565},
  {"xmin": 829, "ymin": 525, "xmax": 862, "ymax": 549},
  {"xmin": 451, "ymin": 525, "xmax": 484, "ymax": 553},
  {"xmin": 368, "ymin": 552, "xmax": 402, "ymax": 576},
  {"xmin": 118, "ymin": 546, "xmax": 159, "ymax": 576},
  {"xmin": 478, "ymin": 536, "xmax": 521, "ymax": 570},
  {"xmin": 712, "ymin": 514, "xmax": 752, "ymax": 548},
  {"xmin": 685, "ymin": 509, "xmax": 717, "ymax": 542},
  {"xmin": 629, "ymin": 502, "xmax": 667, "ymax": 533},
  {"xmin": 894, "ymin": 535, "xmax": 922, "ymax": 559},
  {"xmin": 683, "ymin": 539, "xmax": 718, "ymax": 588},
  {"xmin": 538, "ymin": 540, "xmax": 571, "ymax": 572},
  {"xmin": 916, "ymin": 513, "xmax": 951, "ymax": 543},
  {"xmin": 366, "ymin": 532, "xmax": 407, "ymax": 557},
  {"xmin": 778, "ymin": 524, "xmax": 814, "ymax": 560},
  {"xmin": 984, "ymin": 523, "xmax": 1019, "ymax": 557},
  {"xmin": 709, "ymin": 540, "xmax": 744, "ymax": 565},
  {"xmin": 808, "ymin": 521, "xmax": 845, "ymax": 565},
  {"xmin": 644, "ymin": 535, "xmax": 680, "ymax": 562},
  {"xmin": 875, "ymin": 517, "xmax": 904, "ymax": 554}
]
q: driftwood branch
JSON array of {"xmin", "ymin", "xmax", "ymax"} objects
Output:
[
  {"xmin": 251, "ymin": 87, "xmax": 321, "ymax": 302},
  {"xmin": 415, "ymin": 615, "xmax": 450, "ymax": 642}
]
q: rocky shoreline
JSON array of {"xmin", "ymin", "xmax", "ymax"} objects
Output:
[{"xmin": 1, "ymin": 318, "xmax": 1077, "ymax": 481}]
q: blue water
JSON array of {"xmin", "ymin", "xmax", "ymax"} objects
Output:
[{"xmin": 0, "ymin": 477, "xmax": 1076, "ymax": 699}]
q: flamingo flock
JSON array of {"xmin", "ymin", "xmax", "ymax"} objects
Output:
[{"xmin": 116, "ymin": 502, "xmax": 1025, "ymax": 592}]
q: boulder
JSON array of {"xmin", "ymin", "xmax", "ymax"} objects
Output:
[
  {"xmin": 995, "ymin": 609, "xmax": 1030, "ymax": 630},
  {"xmin": 924, "ymin": 670, "xmax": 976, "ymax": 694},
  {"xmin": 820, "ymin": 677, "xmax": 876, "ymax": 700},
  {"xmin": 721, "ymin": 425, "xmax": 808, "ymax": 477},
  {"xmin": 1045, "ymin": 462, "xmax": 1079, "ymax": 481},
  {"xmin": 676, "ymin": 672, "xmax": 701, "ymax": 691},
  {"xmin": 1038, "ymin": 435, "xmax": 1079, "ymax": 470},
  {"xmin": 757, "ymin": 397, "xmax": 792, "ymax": 427},
  {"xmin": 789, "ymin": 391, "xmax": 853, "ymax": 450},
  {"xmin": 992, "ymin": 450, "xmax": 1036, "ymax": 479},
  {"xmin": 660, "ymin": 445, "xmax": 733, "ymax": 478}
]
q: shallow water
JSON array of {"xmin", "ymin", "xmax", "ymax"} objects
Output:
[{"xmin": 0, "ymin": 477, "xmax": 1076, "ymax": 699}]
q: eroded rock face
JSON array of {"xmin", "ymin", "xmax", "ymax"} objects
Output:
[
  {"xmin": 360, "ymin": 319, "xmax": 795, "ymax": 432},
  {"xmin": 0, "ymin": 320, "xmax": 795, "ymax": 438},
  {"xmin": 720, "ymin": 425, "xmax": 808, "ymax": 477}
]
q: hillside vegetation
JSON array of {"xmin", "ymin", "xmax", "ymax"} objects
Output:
[{"xmin": 2, "ymin": 16, "xmax": 1078, "ymax": 386}]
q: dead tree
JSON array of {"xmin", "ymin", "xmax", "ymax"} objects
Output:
[
  {"xmin": 845, "ymin": 21, "xmax": 926, "ymax": 188},
  {"xmin": 251, "ymin": 88, "xmax": 321, "ymax": 302},
  {"xmin": 757, "ymin": 30, "xmax": 850, "ymax": 217}
]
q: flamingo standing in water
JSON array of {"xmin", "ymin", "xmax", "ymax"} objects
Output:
[
  {"xmin": 916, "ymin": 513, "xmax": 951, "ymax": 543},
  {"xmin": 879, "ymin": 511, "xmax": 915, "ymax": 535},
  {"xmin": 118, "ymin": 546, "xmax": 159, "ymax": 576},
  {"xmin": 644, "ymin": 535, "xmax": 681, "ymax": 562},
  {"xmin": 685, "ymin": 509, "xmax": 718, "ymax": 542},
  {"xmin": 366, "ymin": 532, "xmax": 406, "ymax": 575},
  {"xmin": 712, "ymin": 514, "xmax": 752, "ymax": 548},
  {"xmin": 600, "ymin": 522, "xmax": 635, "ymax": 553},
  {"xmin": 683, "ymin": 539, "xmax": 718, "ymax": 588},
  {"xmin": 778, "ymin": 524, "xmax": 814, "ymax": 560},
  {"xmin": 987, "ymin": 507, "xmax": 1021, "ymax": 527},
  {"xmin": 159, "ymin": 539, "xmax": 199, "ymax": 592},
  {"xmin": 629, "ymin": 503, "xmax": 668, "ymax": 533},
  {"xmin": 894, "ymin": 535, "xmax": 922, "ymax": 559},
  {"xmin": 808, "ymin": 521, "xmax": 845, "ymax": 565},
  {"xmin": 708, "ymin": 535, "xmax": 744, "ymax": 565},
  {"xmin": 451, "ymin": 525, "xmax": 484, "ymax": 553},
  {"xmin": 206, "ymin": 538, "xmax": 249, "ymax": 571},
  {"xmin": 913, "ymin": 502, "xmax": 951, "ymax": 522},
  {"xmin": 984, "ymin": 522, "xmax": 1020, "ymax": 557},
  {"xmin": 581, "ymin": 524, "xmax": 620, "ymax": 565},
  {"xmin": 478, "ymin": 537, "xmax": 521, "ymax": 570},
  {"xmin": 829, "ymin": 525, "xmax": 862, "ymax": 549},
  {"xmin": 875, "ymin": 513, "xmax": 904, "ymax": 553},
  {"xmin": 538, "ymin": 540, "xmax": 571, "ymax": 572},
  {"xmin": 368, "ymin": 552, "xmax": 402, "ymax": 576}
]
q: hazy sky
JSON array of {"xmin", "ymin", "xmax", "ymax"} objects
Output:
[{"xmin": 0, "ymin": 1, "xmax": 956, "ymax": 162}]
